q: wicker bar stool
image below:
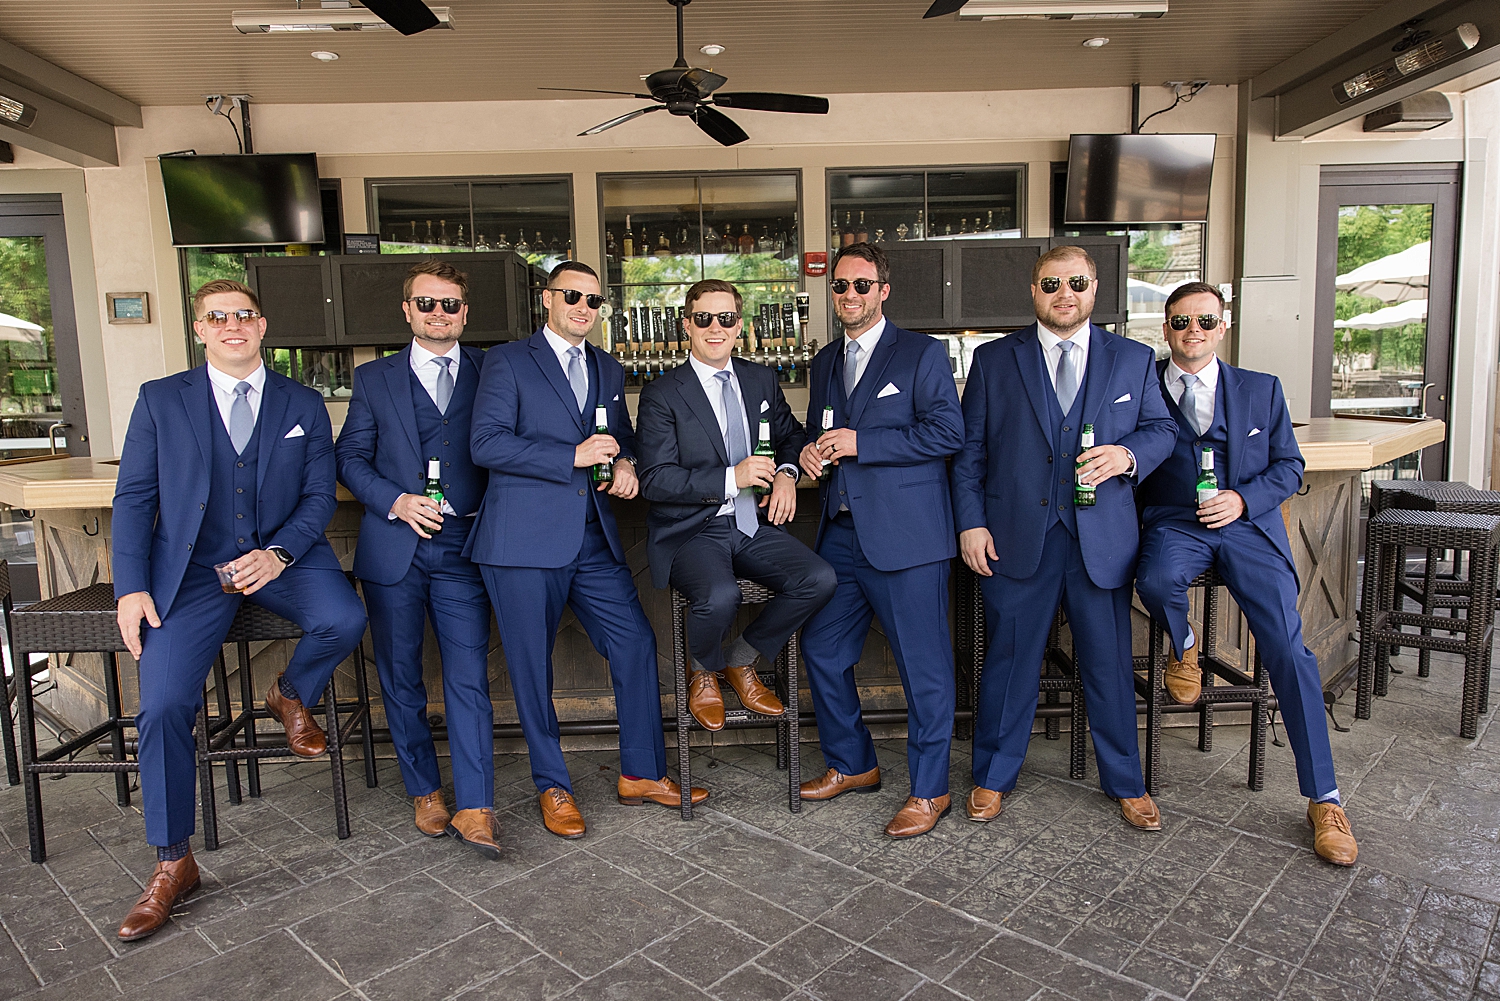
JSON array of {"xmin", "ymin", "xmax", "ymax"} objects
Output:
[
  {"xmin": 1137, "ymin": 567, "xmax": 1271, "ymax": 796},
  {"xmin": 670, "ymin": 580, "xmax": 800, "ymax": 820},
  {"xmin": 1358, "ymin": 508, "xmax": 1500, "ymax": 739},
  {"xmin": 1, "ymin": 561, "xmax": 20, "ymax": 787}
]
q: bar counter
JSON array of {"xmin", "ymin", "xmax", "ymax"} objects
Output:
[{"xmin": 0, "ymin": 415, "xmax": 1445, "ymax": 737}]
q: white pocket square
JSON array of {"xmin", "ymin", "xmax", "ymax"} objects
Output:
[
  {"xmin": 759, "ymin": 399, "xmax": 770, "ymax": 413},
  {"xmin": 283, "ymin": 424, "xmax": 305, "ymax": 439},
  {"xmin": 612, "ymin": 394, "xmax": 619, "ymax": 401},
  {"xmin": 877, "ymin": 383, "xmax": 900, "ymax": 399},
  {"xmin": 1113, "ymin": 393, "xmax": 1132, "ymax": 403},
  {"xmin": 1248, "ymin": 427, "xmax": 1262, "ymax": 437}
]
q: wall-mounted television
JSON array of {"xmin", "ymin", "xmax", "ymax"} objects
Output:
[
  {"xmin": 159, "ymin": 153, "xmax": 325, "ymax": 247},
  {"xmin": 1064, "ymin": 134, "xmax": 1216, "ymax": 224}
]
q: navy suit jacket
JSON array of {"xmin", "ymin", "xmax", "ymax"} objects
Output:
[
  {"xmin": 1140, "ymin": 358, "xmax": 1304, "ymax": 570},
  {"xmin": 112, "ymin": 365, "xmax": 342, "ymax": 616},
  {"xmin": 467, "ymin": 329, "xmax": 636, "ymax": 569},
  {"xmin": 335, "ymin": 343, "xmax": 487, "ymax": 586},
  {"xmin": 951, "ymin": 323, "xmax": 1177, "ymax": 591},
  {"xmin": 803, "ymin": 322, "xmax": 964, "ymax": 572},
  {"xmin": 636, "ymin": 357, "xmax": 804, "ymax": 589}
]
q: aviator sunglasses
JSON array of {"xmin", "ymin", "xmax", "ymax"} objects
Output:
[
  {"xmin": 551, "ymin": 288, "xmax": 606, "ymax": 310},
  {"xmin": 406, "ymin": 296, "xmax": 466, "ymax": 315},
  {"xmin": 199, "ymin": 308, "xmax": 261, "ymax": 326},
  {"xmin": 1168, "ymin": 313, "xmax": 1223, "ymax": 331},
  {"xmin": 1036, "ymin": 275, "xmax": 1096, "ymax": 294},
  {"xmin": 829, "ymin": 278, "xmax": 883, "ymax": 295},
  {"xmin": 690, "ymin": 311, "xmax": 741, "ymax": 328}
]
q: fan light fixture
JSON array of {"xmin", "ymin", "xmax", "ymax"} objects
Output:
[
  {"xmin": 232, "ymin": 6, "xmax": 453, "ymax": 32},
  {"xmin": 1082, "ymin": 36, "xmax": 1109, "ymax": 47},
  {"xmin": 1335, "ymin": 22, "xmax": 1479, "ymax": 104},
  {"xmin": 699, "ymin": 43, "xmax": 725, "ymax": 55},
  {"xmin": 311, "ymin": 50, "xmax": 340, "ymax": 60}
]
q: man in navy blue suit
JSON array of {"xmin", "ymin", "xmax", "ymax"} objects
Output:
[
  {"xmin": 469, "ymin": 261, "xmax": 705, "ymax": 839},
  {"xmin": 795, "ymin": 243, "xmax": 965, "ymax": 839},
  {"xmin": 112, "ymin": 279, "xmax": 367, "ymax": 941},
  {"xmin": 636, "ymin": 279, "xmax": 835, "ymax": 731},
  {"xmin": 336, "ymin": 260, "xmax": 498, "ymax": 858},
  {"xmin": 1134, "ymin": 282, "xmax": 1358, "ymax": 866},
  {"xmin": 952, "ymin": 246, "xmax": 1176, "ymax": 831}
]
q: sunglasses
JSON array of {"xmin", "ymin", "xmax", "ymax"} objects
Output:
[
  {"xmin": 551, "ymin": 288, "xmax": 606, "ymax": 310},
  {"xmin": 830, "ymin": 278, "xmax": 883, "ymax": 295},
  {"xmin": 1036, "ymin": 275, "xmax": 1096, "ymax": 294},
  {"xmin": 407, "ymin": 296, "xmax": 466, "ymax": 315},
  {"xmin": 199, "ymin": 308, "xmax": 261, "ymax": 326},
  {"xmin": 1168, "ymin": 313, "xmax": 1223, "ymax": 331},
  {"xmin": 690, "ymin": 311, "xmax": 741, "ymax": 329}
]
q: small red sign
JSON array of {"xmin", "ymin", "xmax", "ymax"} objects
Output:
[{"xmin": 803, "ymin": 251, "xmax": 827, "ymax": 277}]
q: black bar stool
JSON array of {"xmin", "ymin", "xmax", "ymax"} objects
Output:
[
  {"xmin": 1358, "ymin": 508, "xmax": 1500, "ymax": 739},
  {"xmin": 1, "ymin": 561, "xmax": 21, "ymax": 787},
  {"xmin": 1138, "ymin": 568, "xmax": 1271, "ymax": 796},
  {"xmin": 670, "ymin": 580, "xmax": 800, "ymax": 819}
]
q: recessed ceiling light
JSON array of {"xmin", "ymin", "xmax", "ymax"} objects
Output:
[
  {"xmin": 1081, "ymin": 36, "xmax": 1109, "ymax": 47},
  {"xmin": 311, "ymin": 50, "xmax": 339, "ymax": 61},
  {"xmin": 699, "ymin": 43, "xmax": 725, "ymax": 56}
]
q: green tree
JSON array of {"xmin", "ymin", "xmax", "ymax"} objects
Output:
[{"xmin": 1336, "ymin": 204, "xmax": 1431, "ymax": 276}]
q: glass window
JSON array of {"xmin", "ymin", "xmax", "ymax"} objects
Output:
[
  {"xmin": 370, "ymin": 176, "xmax": 574, "ymax": 272},
  {"xmin": 827, "ymin": 167, "xmax": 1022, "ymax": 251},
  {"xmin": 0, "ymin": 236, "xmax": 61, "ymax": 422}
]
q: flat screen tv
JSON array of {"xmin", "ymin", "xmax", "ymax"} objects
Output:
[
  {"xmin": 159, "ymin": 153, "xmax": 324, "ymax": 246},
  {"xmin": 1064, "ymin": 134, "xmax": 1216, "ymax": 224}
]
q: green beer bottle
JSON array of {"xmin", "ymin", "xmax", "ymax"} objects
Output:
[
  {"xmin": 424, "ymin": 457, "xmax": 445, "ymax": 535},
  {"xmin": 1075, "ymin": 423, "xmax": 1096, "ymax": 507},
  {"xmin": 591, "ymin": 405, "xmax": 614, "ymax": 484},
  {"xmin": 818, "ymin": 405, "xmax": 835, "ymax": 483},
  {"xmin": 1196, "ymin": 446, "xmax": 1219, "ymax": 505},
  {"xmin": 753, "ymin": 417, "xmax": 774, "ymax": 497}
]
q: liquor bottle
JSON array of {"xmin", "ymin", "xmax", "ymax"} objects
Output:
[
  {"xmin": 705, "ymin": 223, "xmax": 720, "ymax": 254},
  {"xmin": 495, "ymin": 232, "xmax": 511, "ymax": 252},
  {"xmin": 535, "ymin": 232, "xmax": 545, "ymax": 256},
  {"xmin": 959, "ymin": 217, "xmax": 969, "ymax": 234},
  {"xmin": 721, "ymin": 228, "xmax": 736, "ymax": 255},
  {"xmin": 591, "ymin": 406, "xmax": 614, "ymax": 484},
  {"xmin": 515, "ymin": 232, "xmax": 531, "ymax": 256},
  {"xmin": 855, "ymin": 211, "xmax": 869, "ymax": 244},
  {"xmin": 943, "ymin": 222, "xmax": 953, "ymax": 236},
  {"xmin": 1196, "ymin": 447, "xmax": 1219, "ymax": 505},
  {"xmin": 475, "ymin": 232, "xmax": 491, "ymax": 252},
  {"xmin": 773, "ymin": 218, "xmax": 786, "ymax": 256},
  {"xmin": 913, "ymin": 209, "xmax": 925, "ymax": 240},
  {"xmin": 831, "ymin": 211, "xmax": 840, "ymax": 251},
  {"xmin": 455, "ymin": 224, "xmax": 468, "ymax": 248},
  {"xmin": 550, "ymin": 233, "xmax": 562, "ymax": 255},
  {"xmin": 437, "ymin": 220, "xmax": 450, "ymax": 246},
  {"xmin": 622, "ymin": 215, "xmax": 634, "ymax": 257},
  {"xmin": 1075, "ymin": 423, "xmax": 1097, "ymax": 508},
  {"xmin": 738, "ymin": 223, "xmax": 754, "ymax": 255},
  {"xmin": 757, "ymin": 225, "xmax": 773, "ymax": 253},
  {"xmin": 424, "ymin": 458, "xmax": 445, "ymax": 535},
  {"xmin": 408, "ymin": 221, "xmax": 419, "ymax": 245},
  {"xmin": 605, "ymin": 230, "xmax": 618, "ymax": 264},
  {"xmin": 656, "ymin": 230, "xmax": 672, "ymax": 256},
  {"xmin": 986, "ymin": 209, "xmax": 995, "ymax": 232},
  {"xmin": 819, "ymin": 406, "xmax": 835, "ymax": 482},
  {"xmin": 424, "ymin": 219, "xmax": 435, "ymax": 244},
  {"xmin": 841, "ymin": 212, "xmax": 855, "ymax": 248},
  {"xmin": 752, "ymin": 418, "xmax": 774, "ymax": 496},
  {"xmin": 639, "ymin": 227, "xmax": 650, "ymax": 257}
]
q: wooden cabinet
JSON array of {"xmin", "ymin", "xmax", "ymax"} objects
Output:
[{"xmin": 244, "ymin": 256, "xmax": 337, "ymax": 348}]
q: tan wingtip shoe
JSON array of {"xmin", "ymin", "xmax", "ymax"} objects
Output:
[
  {"xmin": 1164, "ymin": 643, "xmax": 1202, "ymax": 705},
  {"xmin": 414, "ymin": 791, "xmax": 450, "ymax": 838},
  {"xmin": 1307, "ymin": 800, "xmax": 1358, "ymax": 866}
]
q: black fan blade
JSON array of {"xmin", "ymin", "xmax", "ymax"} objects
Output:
[
  {"xmin": 712, "ymin": 93, "xmax": 829, "ymax": 115},
  {"xmin": 359, "ymin": 0, "xmax": 440, "ymax": 34},
  {"xmin": 580, "ymin": 105, "xmax": 665, "ymax": 136},
  {"xmin": 692, "ymin": 105, "xmax": 749, "ymax": 147},
  {"xmin": 681, "ymin": 68, "xmax": 729, "ymax": 98},
  {"xmin": 923, "ymin": 0, "xmax": 969, "ymax": 17},
  {"xmin": 540, "ymin": 86, "xmax": 656, "ymax": 99}
]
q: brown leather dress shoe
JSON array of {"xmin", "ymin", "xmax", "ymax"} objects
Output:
[
  {"xmin": 540, "ymin": 787, "xmax": 586, "ymax": 839},
  {"xmin": 687, "ymin": 670, "xmax": 726, "ymax": 731},
  {"xmin": 799, "ymin": 766, "xmax": 881, "ymax": 801},
  {"xmin": 117, "ymin": 854, "xmax": 201, "ymax": 942},
  {"xmin": 885, "ymin": 795, "xmax": 952, "ymax": 838},
  {"xmin": 1307, "ymin": 800, "xmax": 1358, "ymax": 866},
  {"xmin": 724, "ymin": 665, "xmax": 785, "ymax": 716},
  {"xmin": 414, "ymin": 791, "xmax": 450, "ymax": 838},
  {"xmin": 265, "ymin": 677, "xmax": 328, "ymax": 758},
  {"xmin": 1119, "ymin": 793, "xmax": 1163, "ymax": 831},
  {"xmin": 966, "ymin": 786, "xmax": 1004, "ymax": 822},
  {"xmin": 1164, "ymin": 643, "xmax": 1202, "ymax": 705},
  {"xmin": 617, "ymin": 775, "xmax": 709, "ymax": 807},
  {"xmin": 447, "ymin": 807, "xmax": 501, "ymax": 860}
]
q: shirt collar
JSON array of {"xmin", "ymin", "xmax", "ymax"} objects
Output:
[
  {"xmin": 845, "ymin": 316, "xmax": 886, "ymax": 355},
  {"xmin": 410, "ymin": 338, "xmax": 461, "ymax": 370},
  {"xmin": 205, "ymin": 360, "xmax": 267, "ymax": 396},
  {"xmin": 1036, "ymin": 322, "xmax": 1090, "ymax": 355},
  {"xmin": 542, "ymin": 324, "xmax": 587, "ymax": 363},
  {"xmin": 688, "ymin": 352, "xmax": 734, "ymax": 388},
  {"xmin": 1167, "ymin": 356, "xmax": 1219, "ymax": 390}
]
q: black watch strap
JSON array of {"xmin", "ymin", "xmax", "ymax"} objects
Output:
[{"xmin": 268, "ymin": 546, "xmax": 294, "ymax": 566}]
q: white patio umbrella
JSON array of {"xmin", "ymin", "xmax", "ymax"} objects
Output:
[
  {"xmin": 0, "ymin": 311, "xmax": 44, "ymax": 346},
  {"xmin": 1334, "ymin": 298, "xmax": 1427, "ymax": 330},
  {"xmin": 1335, "ymin": 242, "xmax": 1429, "ymax": 303}
]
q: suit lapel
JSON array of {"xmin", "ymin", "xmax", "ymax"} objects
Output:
[
  {"xmin": 178, "ymin": 367, "xmax": 214, "ymax": 470},
  {"xmin": 1014, "ymin": 326, "xmax": 1052, "ymax": 440},
  {"xmin": 1218, "ymin": 360, "xmax": 1244, "ymax": 487},
  {"xmin": 732, "ymin": 358, "xmax": 762, "ymax": 438},
  {"xmin": 1080, "ymin": 326, "xmax": 1118, "ymax": 425},
  {"xmin": 847, "ymin": 327, "xmax": 897, "ymax": 426},
  {"xmin": 676, "ymin": 363, "xmax": 731, "ymax": 466},
  {"xmin": 529, "ymin": 330, "xmax": 585, "ymax": 432},
  {"xmin": 384, "ymin": 347, "xmax": 422, "ymax": 464},
  {"xmin": 256, "ymin": 375, "xmax": 290, "ymax": 494}
]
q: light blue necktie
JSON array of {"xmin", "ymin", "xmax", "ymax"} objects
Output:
[
  {"xmin": 433, "ymin": 356, "xmax": 454, "ymax": 414},
  {"xmin": 715, "ymin": 370, "xmax": 758, "ymax": 539},
  {"xmin": 844, "ymin": 339, "xmax": 861, "ymax": 399},
  {"xmin": 566, "ymin": 346, "xmax": 587, "ymax": 413},
  {"xmin": 1054, "ymin": 340, "xmax": 1078, "ymax": 414},
  {"xmin": 1180, "ymin": 372, "xmax": 1201, "ymax": 436},
  {"xmin": 229, "ymin": 381, "xmax": 254, "ymax": 455}
]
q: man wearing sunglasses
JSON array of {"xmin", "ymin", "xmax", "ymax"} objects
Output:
[
  {"xmin": 952, "ymin": 246, "xmax": 1176, "ymax": 832},
  {"xmin": 1134, "ymin": 283, "xmax": 1357, "ymax": 866},
  {"xmin": 636, "ymin": 279, "xmax": 836, "ymax": 732},
  {"xmin": 795, "ymin": 243, "xmax": 965, "ymax": 839},
  {"xmin": 336, "ymin": 260, "xmax": 499, "ymax": 857},
  {"xmin": 111, "ymin": 279, "xmax": 367, "ymax": 940},
  {"xmin": 468, "ymin": 261, "xmax": 704, "ymax": 839}
]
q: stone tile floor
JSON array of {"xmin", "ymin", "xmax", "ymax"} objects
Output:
[{"xmin": 1, "ymin": 645, "xmax": 1498, "ymax": 1001}]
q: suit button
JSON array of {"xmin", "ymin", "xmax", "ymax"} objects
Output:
[
  {"xmin": 443, "ymin": 441, "xmax": 449, "ymax": 446},
  {"xmin": 443, "ymin": 419, "xmax": 449, "ymax": 425},
  {"xmin": 578, "ymin": 488, "xmax": 586, "ymax": 495},
  {"xmin": 1062, "ymin": 478, "xmax": 1068, "ymax": 485},
  {"xmin": 236, "ymin": 488, "xmax": 243, "ymax": 494},
  {"xmin": 1063, "ymin": 426, "xmax": 1071, "ymax": 432},
  {"xmin": 238, "ymin": 538, "xmax": 245, "ymax": 544},
  {"xmin": 444, "ymin": 461, "xmax": 450, "ymax": 467},
  {"xmin": 237, "ymin": 461, "xmax": 244, "ymax": 468},
  {"xmin": 443, "ymin": 483, "xmax": 449, "ymax": 489},
  {"xmin": 236, "ymin": 513, "xmax": 244, "ymax": 519},
  {"xmin": 199, "ymin": 503, "xmax": 205, "ymax": 509},
  {"xmin": 1047, "ymin": 456, "xmax": 1053, "ymax": 463},
  {"xmin": 187, "ymin": 543, "xmax": 193, "ymax": 550},
  {"xmin": 1040, "ymin": 499, "xmax": 1048, "ymax": 506}
]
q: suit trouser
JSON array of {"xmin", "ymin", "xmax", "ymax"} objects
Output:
[
  {"xmin": 362, "ymin": 518, "xmax": 494, "ymax": 810},
  {"xmin": 1134, "ymin": 517, "xmax": 1339, "ymax": 801},
  {"xmin": 135, "ymin": 562, "xmax": 368, "ymax": 846},
  {"xmin": 972, "ymin": 521, "xmax": 1145, "ymax": 800},
  {"xmin": 801, "ymin": 517, "xmax": 955, "ymax": 799},
  {"xmin": 669, "ymin": 516, "xmax": 837, "ymax": 672},
  {"xmin": 479, "ymin": 518, "xmax": 666, "ymax": 793}
]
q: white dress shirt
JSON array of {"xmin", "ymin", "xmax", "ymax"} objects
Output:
[
  {"xmin": 543, "ymin": 325, "xmax": 587, "ymax": 397},
  {"xmin": 205, "ymin": 360, "xmax": 266, "ymax": 437},
  {"xmin": 1036, "ymin": 322, "xmax": 1090, "ymax": 392},
  {"xmin": 1165, "ymin": 357, "xmax": 1219, "ymax": 435},
  {"xmin": 409, "ymin": 338, "xmax": 462, "ymax": 409},
  {"xmin": 690, "ymin": 355, "xmax": 756, "ymax": 515},
  {"xmin": 842, "ymin": 316, "xmax": 887, "ymax": 391}
]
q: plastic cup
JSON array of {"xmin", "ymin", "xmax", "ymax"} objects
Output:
[{"xmin": 214, "ymin": 561, "xmax": 244, "ymax": 594}]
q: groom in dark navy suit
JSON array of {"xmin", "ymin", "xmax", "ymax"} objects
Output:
[
  {"xmin": 112, "ymin": 280, "xmax": 367, "ymax": 941},
  {"xmin": 1133, "ymin": 282, "xmax": 1358, "ymax": 866},
  {"xmin": 337, "ymin": 260, "xmax": 497, "ymax": 859},
  {"xmin": 952, "ymin": 246, "xmax": 1175, "ymax": 831}
]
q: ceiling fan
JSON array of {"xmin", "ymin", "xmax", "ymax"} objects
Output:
[
  {"xmin": 350, "ymin": 0, "xmax": 441, "ymax": 34},
  {"xmin": 541, "ymin": 0, "xmax": 829, "ymax": 147}
]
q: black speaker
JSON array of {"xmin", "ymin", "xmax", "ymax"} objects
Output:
[{"xmin": 332, "ymin": 251, "xmax": 530, "ymax": 346}]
